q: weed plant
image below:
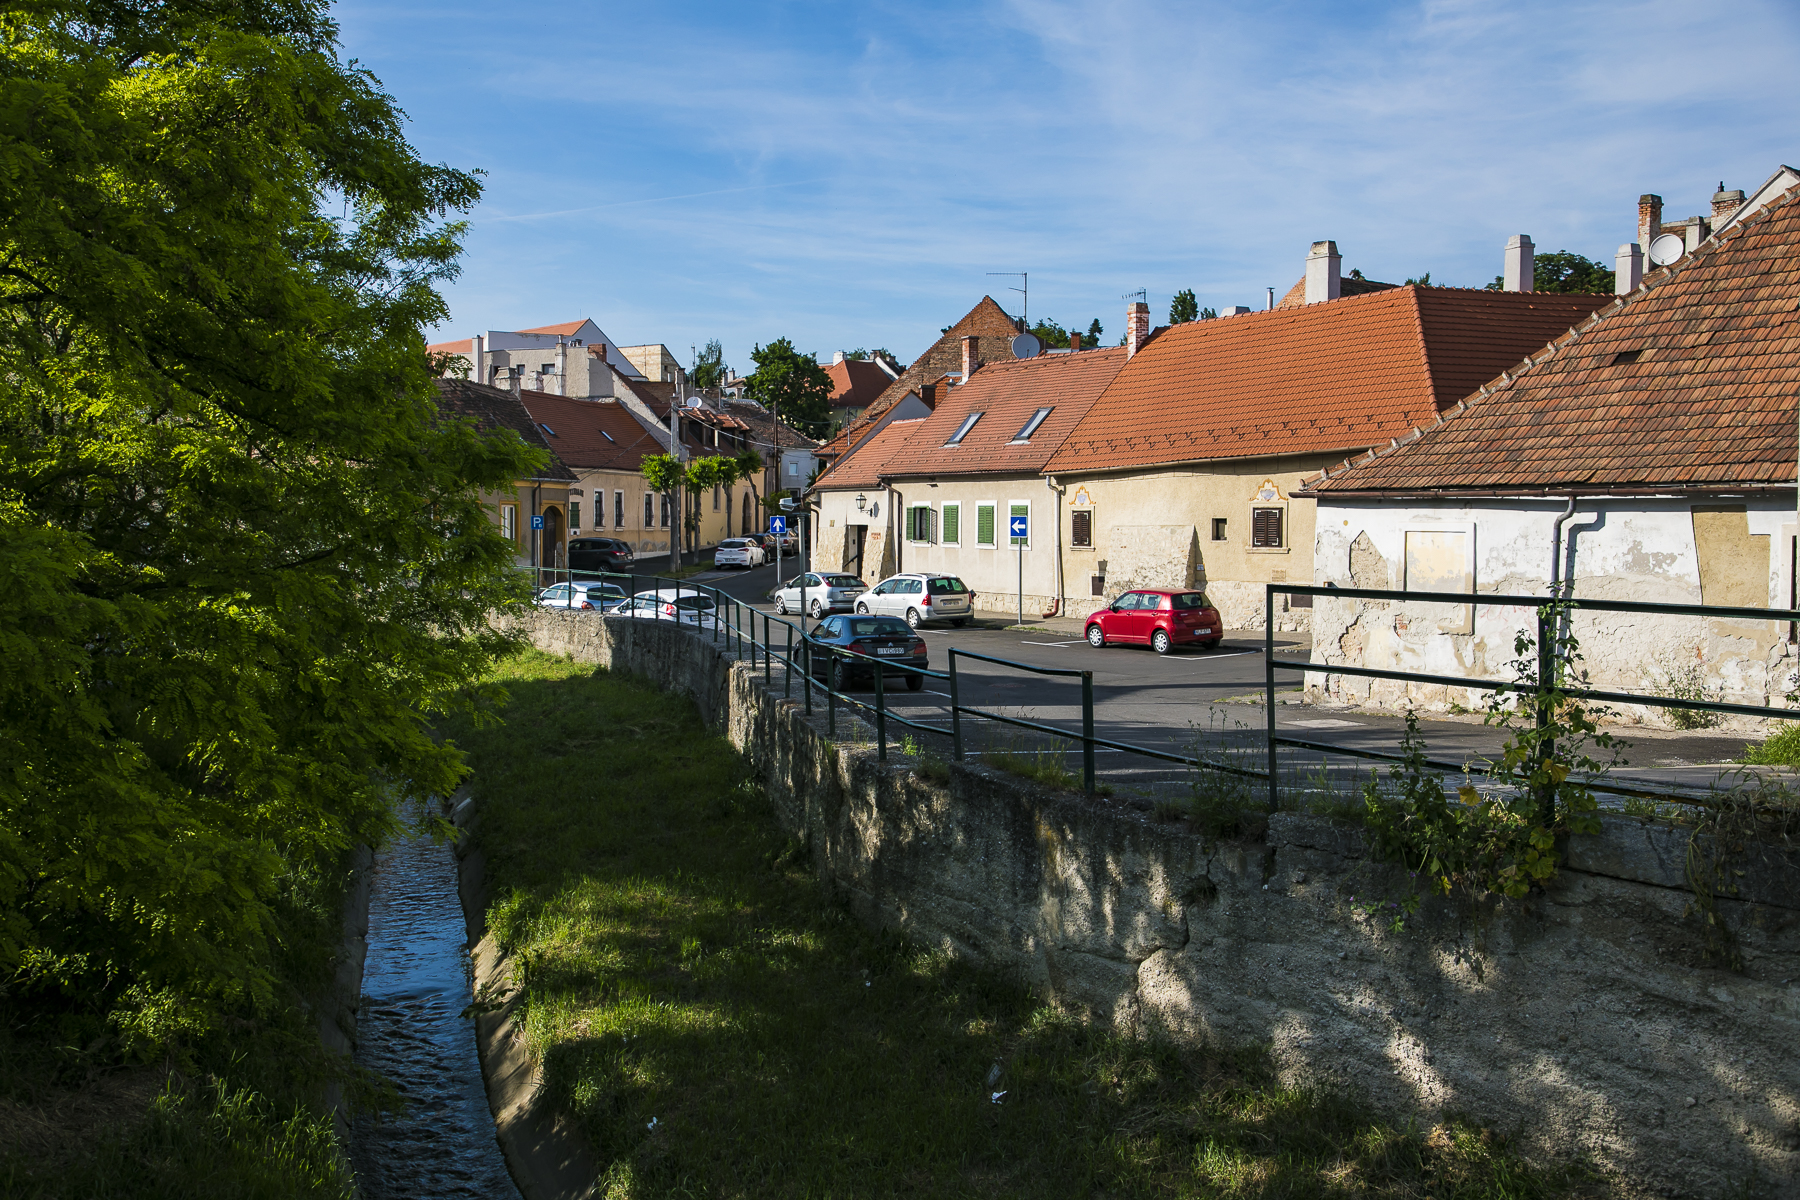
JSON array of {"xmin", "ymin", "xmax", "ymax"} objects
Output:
[
  {"xmin": 443, "ymin": 649, "xmax": 1600, "ymax": 1198},
  {"xmin": 1647, "ymin": 645, "xmax": 1722, "ymax": 730}
]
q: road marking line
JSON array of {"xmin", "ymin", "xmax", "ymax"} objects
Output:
[
  {"xmin": 1287, "ymin": 718, "xmax": 1365, "ymax": 729},
  {"xmin": 1020, "ymin": 639, "xmax": 1084, "ymax": 646}
]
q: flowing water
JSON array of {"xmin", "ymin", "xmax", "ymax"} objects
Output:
[{"xmin": 350, "ymin": 830, "xmax": 521, "ymax": 1199}]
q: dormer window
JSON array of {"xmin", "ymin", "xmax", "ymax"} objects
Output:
[
  {"xmin": 1610, "ymin": 349, "xmax": 1644, "ymax": 366},
  {"xmin": 944, "ymin": 411, "xmax": 983, "ymax": 446},
  {"xmin": 1010, "ymin": 407, "xmax": 1054, "ymax": 443}
]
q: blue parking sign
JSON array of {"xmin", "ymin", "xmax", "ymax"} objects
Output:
[
  {"xmin": 769, "ymin": 515, "xmax": 787, "ymax": 534},
  {"xmin": 1008, "ymin": 514, "xmax": 1028, "ymax": 540},
  {"xmin": 530, "ymin": 514, "xmax": 545, "ymax": 530}
]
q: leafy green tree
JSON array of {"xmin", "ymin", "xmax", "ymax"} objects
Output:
[
  {"xmin": 691, "ymin": 339, "xmax": 728, "ymax": 390},
  {"xmin": 1484, "ymin": 252, "xmax": 1614, "ymax": 294},
  {"xmin": 0, "ymin": 0, "xmax": 531, "ymax": 1019},
  {"xmin": 1199, "ymin": 307, "xmax": 1218, "ymax": 320},
  {"xmin": 641, "ymin": 454, "xmax": 689, "ymax": 569},
  {"xmin": 1085, "ymin": 318, "xmax": 1104, "ymax": 346},
  {"xmin": 746, "ymin": 338, "xmax": 833, "ymax": 441},
  {"xmin": 1168, "ymin": 289, "xmax": 1199, "ymax": 324},
  {"xmin": 1028, "ymin": 318, "xmax": 1070, "ymax": 349}
]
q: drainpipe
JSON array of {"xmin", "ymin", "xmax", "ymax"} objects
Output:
[
  {"xmin": 1549, "ymin": 494, "xmax": 1577, "ymax": 598},
  {"xmin": 1043, "ymin": 474, "xmax": 1065, "ymax": 617}
]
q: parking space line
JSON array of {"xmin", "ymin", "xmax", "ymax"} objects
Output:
[{"xmin": 1020, "ymin": 639, "xmax": 1084, "ymax": 646}]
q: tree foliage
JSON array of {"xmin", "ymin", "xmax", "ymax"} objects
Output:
[
  {"xmin": 691, "ymin": 339, "xmax": 728, "ymax": 390},
  {"xmin": 745, "ymin": 338, "xmax": 832, "ymax": 440},
  {"xmin": 1168, "ymin": 289, "xmax": 1199, "ymax": 324},
  {"xmin": 1485, "ymin": 251, "xmax": 1615, "ymax": 294},
  {"xmin": 0, "ymin": 0, "xmax": 531, "ymax": 1019}
]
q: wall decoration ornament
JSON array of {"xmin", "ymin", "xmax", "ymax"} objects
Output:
[
  {"xmin": 1071, "ymin": 486, "xmax": 1093, "ymax": 507},
  {"xmin": 1253, "ymin": 479, "xmax": 1284, "ymax": 503}
]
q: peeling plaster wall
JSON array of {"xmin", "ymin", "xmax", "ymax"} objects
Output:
[
  {"xmin": 1310, "ymin": 496, "xmax": 1800, "ymax": 721},
  {"xmin": 520, "ymin": 608, "xmax": 1800, "ymax": 1197}
]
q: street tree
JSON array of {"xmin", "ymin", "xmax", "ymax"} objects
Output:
[
  {"xmin": 1169, "ymin": 289, "xmax": 1199, "ymax": 324},
  {"xmin": 641, "ymin": 453, "xmax": 689, "ymax": 570},
  {"xmin": 1484, "ymin": 252, "xmax": 1615, "ymax": 294},
  {"xmin": 691, "ymin": 339, "xmax": 728, "ymax": 390},
  {"xmin": 746, "ymin": 338, "xmax": 833, "ymax": 440},
  {"xmin": 0, "ymin": 0, "xmax": 533, "ymax": 1022}
]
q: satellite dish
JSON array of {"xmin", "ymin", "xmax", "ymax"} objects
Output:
[
  {"xmin": 1010, "ymin": 332, "xmax": 1042, "ymax": 359},
  {"xmin": 1648, "ymin": 233, "xmax": 1685, "ymax": 267}
]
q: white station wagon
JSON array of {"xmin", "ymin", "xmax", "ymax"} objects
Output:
[
  {"xmin": 712, "ymin": 538, "xmax": 766, "ymax": 569},
  {"xmin": 855, "ymin": 573, "xmax": 975, "ymax": 628}
]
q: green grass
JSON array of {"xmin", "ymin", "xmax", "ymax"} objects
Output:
[
  {"xmin": 1743, "ymin": 724, "xmax": 1800, "ymax": 767},
  {"xmin": 442, "ymin": 648, "xmax": 1606, "ymax": 1199}
]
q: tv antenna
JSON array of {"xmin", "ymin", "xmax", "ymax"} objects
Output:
[
  {"xmin": 1122, "ymin": 288, "xmax": 1147, "ymax": 304},
  {"xmin": 986, "ymin": 271, "xmax": 1027, "ymax": 327}
]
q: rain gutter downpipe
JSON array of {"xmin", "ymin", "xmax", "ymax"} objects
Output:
[
  {"xmin": 1043, "ymin": 474, "xmax": 1065, "ymax": 617},
  {"xmin": 1549, "ymin": 494, "xmax": 1577, "ymax": 599}
]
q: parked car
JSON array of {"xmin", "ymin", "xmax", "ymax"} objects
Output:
[
  {"xmin": 567, "ymin": 536, "xmax": 636, "ymax": 573},
  {"xmin": 619, "ymin": 588, "xmax": 720, "ymax": 630},
  {"xmin": 1084, "ymin": 589, "xmax": 1222, "ymax": 654},
  {"xmin": 773, "ymin": 572, "xmax": 865, "ymax": 618},
  {"xmin": 807, "ymin": 614, "xmax": 928, "ymax": 692},
  {"xmin": 746, "ymin": 533, "xmax": 778, "ymax": 557},
  {"xmin": 712, "ymin": 538, "xmax": 766, "ymax": 569},
  {"xmin": 855, "ymin": 573, "xmax": 975, "ymax": 629},
  {"xmin": 535, "ymin": 581, "xmax": 628, "ymax": 611}
]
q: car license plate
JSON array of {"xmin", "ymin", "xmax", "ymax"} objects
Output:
[
  {"xmin": 1198, "ymin": 627, "xmax": 1214, "ymax": 635},
  {"xmin": 875, "ymin": 647, "xmax": 905, "ymax": 656}
]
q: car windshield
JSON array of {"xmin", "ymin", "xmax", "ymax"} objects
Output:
[
  {"xmin": 1170, "ymin": 592, "xmax": 1211, "ymax": 609},
  {"xmin": 825, "ymin": 575, "xmax": 863, "ymax": 587},
  {"xmin": 928, "ymin": 577, "xmax": 968, "ymax": 594},
  {"xmin": 848, "ymin": 618, "xmax": 911, "ymax": 637},
  {"xmin": 674, "ymin": 596, "xmax": 715, "ymax": 611}
]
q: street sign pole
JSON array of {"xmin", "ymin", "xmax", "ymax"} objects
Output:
[
  {"xmin": 1017, "ymin": 541, "xmax": 1023, "ymax": 626},
  {"xmin": 1009, "ymin": 512, "xmax": 1029, "ymax": 627}
]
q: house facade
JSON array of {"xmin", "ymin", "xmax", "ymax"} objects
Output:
[
  {"xmin": 1300, "ymin": 176, "xmax": 1800, "ymax": 719},
  {"xmin": 433, "ymin": 378, "xmax": 576, "ymax": 575}
]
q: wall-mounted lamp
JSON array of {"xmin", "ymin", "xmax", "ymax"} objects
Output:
[{"xmin": 855, "ymin": 492, "xmax": 867, "ymax": 511}]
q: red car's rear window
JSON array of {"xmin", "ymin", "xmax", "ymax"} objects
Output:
[{"xmin": 1170, "ymin": 592, "xmax": 1212, "ymax": 610}]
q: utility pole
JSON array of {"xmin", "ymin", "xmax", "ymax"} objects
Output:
[
  {"xmin": 987, "ymin": 271, "xmax": 1028, "ymax": 328},
  {"xmin": 668, "ymin": 377, "xmax": 683, "ymax": 573}
]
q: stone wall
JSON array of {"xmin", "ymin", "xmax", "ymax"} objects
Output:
[{"xmin": 523, "ymin": 610, "xmax": 1800, "ymax": 1198}]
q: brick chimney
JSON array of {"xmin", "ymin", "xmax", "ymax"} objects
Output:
[
  {"xmin": 1125, "ymin": 302, "xmax": 1150, "ymax": 357},
  {"xmin": 1304, "ymin": 241, "xmax": 1341, "ymax": 304},
  {"xmin": 1070, "ymin": 332, "xmax": 1082, "ymax": 351},
  {"xmin": 961, "ymin": 335, "xmax": 980, "ymax": 380},
  {"xmin": 1712, "ymin": 182, "xmax": 1745, "ymax": 222},
  {"xmin": 1637, "ymin": 194, "xmax": 1663, "ymax": 256},
  {"xmin": 1503, "ymin": 234, "xmax": 1535, "ymax": 292},
  {"xmin": 1614, "ymin": 243, "xmax": 1643, "ymax": 294}
]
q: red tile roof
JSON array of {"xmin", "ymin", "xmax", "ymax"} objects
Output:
[
  {"xmin": 517, "ymin": 391, "xmax": 670, "ymax": 472},
  {"xmin": 433, "ymin": 379, "xmax": 577, "ymax": 482},
  {"xmin": 836, "ymin": 296, "xmax": 1024, "ymax": 435},
  {"xmin": 813, "ymin": 419, "xmax": 927, "ymax": 490},
  {"xmin": 1306, "ymin": 186, "xmax": 1800, "ymax": 496},
  {"xmin": 861, "ymin": 348, "xmax": 1128, "ymax": 479},
  {"xmin": 1044, "ymin": 287, "xmax": 1610, "ymax": 476},
  {"xmin": 428, "ymin": 336, "xmax": 473, "ymax": 356},
  {"xmin": 518, "ymin": 320, "xmax": 589, "ymax": 337},
  {"xmin": 826, "ymin": 358, "xmax": 894, "ymax": 410}
]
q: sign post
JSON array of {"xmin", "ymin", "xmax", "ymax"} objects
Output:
[
  {"xmin": 1009, "ymin": 512, "xmax": 1029, "ymax": 627},
  {"xmin": 770, "ymin": 514, "xmax": 787, "ymax": 600}
]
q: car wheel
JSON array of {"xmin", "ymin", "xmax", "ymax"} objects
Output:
[
  {"xmin": 855, "ymin": 602, "xmax": 870, "ymax": 614},
  {"xmin": 905, "ymin": 672, "xmax": 925, "ymax": 692},
  {"xmin": 1152, "ymin": 629, "xmax": 1172, "ymax": 655},
  {"xmin": 810, "ymin": 599, "xmax": 826, "ymax": 619},
  {"xmin": 775, "ymin": 597, "xmax": 788, "ymax": 615},
  {"xmin": 951, "ymin": 618, "xmax": 967, "ymax": 628},
  {"xmin": 905, "ymin": 608, "xmax": 922, "ymax": 629},
  {"xmin": 1086, "ymin": 624, "xmax": 1106, "ymax": 648},
  {"xmin": 829, "ymin": 656, "xmax": 849, "ymax": 691}
]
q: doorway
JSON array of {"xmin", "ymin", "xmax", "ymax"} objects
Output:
[
  {"xmin": 541, "ymin": 505, "xmax": 563, "ymax": 578},
  {"xmin": 848, "ymin": 524, "xmax": 868, "ymax": 577}
]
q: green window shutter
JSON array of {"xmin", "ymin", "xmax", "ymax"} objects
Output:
[
  {"xmin": 977, "ymin": 504, "xmax": 995, "ymax": 546},
  {"xmin": 904, "ymin": 507, "xmax": 917, "ymax": 540},
  {"xmin": 943, "ymin": 505, "xmax": 960, "ymax": 543}
]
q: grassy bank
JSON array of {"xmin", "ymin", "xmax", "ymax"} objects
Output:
[{"xmin": 445, "ymin": 649, "xmax": 1605, "ymax": 1199}]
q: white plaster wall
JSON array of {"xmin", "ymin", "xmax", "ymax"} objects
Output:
[{"xmin": 1310, "ymin": 496, "xmax": 1798, "ymax": 721}]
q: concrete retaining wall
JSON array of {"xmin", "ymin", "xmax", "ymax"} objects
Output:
[{"xmin": 523, "ymin": 610, "xmax": 1800, "ymax": 1198}]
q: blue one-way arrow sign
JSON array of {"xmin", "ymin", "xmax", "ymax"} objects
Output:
[
  {"xmin": 1008, "ymin": 514, "xmax": 1028, "ymax": 540},
  {"xmin": 768, "ymin": 515, "xmax": 787, "ymax": 534}
]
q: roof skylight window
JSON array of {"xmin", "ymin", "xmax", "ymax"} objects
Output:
[
  {"xmin": 539, "ymin": 423, "xmax": 557, "ymax": 436},
  {"xmin": 1609, "ymin": 349, "xmax": 1644, "ymax": 366},
  {"xmin": 601, "ymin": 430, "xmax": 615, "ymax": 442},
  {"xmin": 1010, "ymin": 407, "xmax": 1054, "ymax": 443},
  {"xmin": 944, "ymin": 411, "xmax": 983, "ymax": 446}
]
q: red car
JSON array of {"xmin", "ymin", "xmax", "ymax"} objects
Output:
[{"xmin": 1085, "ymin": 589, "xmax": 1223, "ymax": 654}]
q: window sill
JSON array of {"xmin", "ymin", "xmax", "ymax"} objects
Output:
[
  {"xmin": 1246, "ymin": 546, "xmax": 1291, "ymax": 555},
  {"xmin": 1070, "ymin": 544, "xmax": 1095, "ymax": 552}
]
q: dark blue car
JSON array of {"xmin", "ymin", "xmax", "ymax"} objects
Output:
[{"xmin": 807, "ymin": 614, "xmax": 928, "ymax": 691}]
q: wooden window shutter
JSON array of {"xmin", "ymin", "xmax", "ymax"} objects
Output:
[
  {"xmin": 1071, "ymin": 510, "xmax": 1092, "ymax": 548},
  {"xmin": 943, "ymin": 504, "xmax": 960, "ymax": 543},
  {"xmin": 977, "ymin": 504, "xmax": 995, "ymax": 546},
  {"xmin": 1252, "ymin": 507, "xmax": 1283, "ymax": 547}
]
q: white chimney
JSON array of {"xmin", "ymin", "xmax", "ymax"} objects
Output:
[
  {"xmin": 1503, "ymin": 235, "xmax": 1535, "ymax": 292},
  {"xmin": 1614, "ymin": 243, "xmax": 1643, "ymax": 294},
  {"xmin": 1125, "ymin": 302, "xmax": 1151, "ymax": 357},
  {"xmin": 832, "ymin": 350, "xmax": 846, "ymax": 365},
  {"xmin": 1304, "ymin": 241, "xmax": 1341, "ymax": 304},
  {"xmin": 554, "ymin": 339, "xmax": 567, "ymax": 396},
  {"xmin": 1224, "ymin": 305, "xmax": 1252, "ymax": 316}
]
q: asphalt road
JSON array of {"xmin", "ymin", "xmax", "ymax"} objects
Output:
[{"xmin": 637, "ymin": 561, "xmax": 1775, "ymax": 803}]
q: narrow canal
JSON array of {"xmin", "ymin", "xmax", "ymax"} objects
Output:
[{"xmin": 349, "ymin": 829, "xmax": 521, "ymax": 1199}]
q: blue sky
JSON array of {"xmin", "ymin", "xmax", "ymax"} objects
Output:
[{"xmin": 338, "ymin": 0, "xmax": 1799, "ymax": 374}]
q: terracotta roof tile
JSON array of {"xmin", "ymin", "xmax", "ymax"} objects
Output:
[
  {"xmin": 516, "ymin": 391, "xmax": 670, "ymax": 472},
  {"xmin": 1306, "ymin": 184, "xmax": 1800, "ymax": 495},
  {"xmin": 812, "ymin": 419, "xmax": 926, "ymax": 490},
  {"xmin": 1044, "ymin": 287, "xmax": 1610, "ymax": 476},
  {"xmin": 834, "ymin": 296, "xmax": 1024, "ymax": 434},
  {"xmin": 433, "ymin": 379, "xmax": 577, "ymax": 482},
  {"xmin": 825, "ymin": 358, "xmax": 894, "ymax": 410}
]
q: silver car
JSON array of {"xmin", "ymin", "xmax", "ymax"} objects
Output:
[
  {"xmin": 618, "ymin": 588, "xmax": 720, "ymax": 630},
  {"xmin": 712, "ymin": 538, "xmax": 766, "ymax": 569},
  {"xmin": 773, "ymin": 572, "xmax": 865, "ymax": 619},
  {"xmin": 855, "ymin": 573, "xmax": 975, "ymax": 628},
  {"xmin": 535, "ymin": 581, "xmax": 627, "ymax": 611}
]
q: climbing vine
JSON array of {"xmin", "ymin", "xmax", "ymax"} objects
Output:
[{"xmin": 1356, "ymin": 609, "xmax": 1623, "ymax": 931}]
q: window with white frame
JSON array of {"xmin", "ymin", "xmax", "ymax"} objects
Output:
[
  {"xmin": 906, "ymin": 504, "xmax": 936, "ymax": 543},
  {"xmin": 941, "ymin": 502, "xmax": 961, "ymax": 546},
  {"xmin": 644, "ymin": 493, "xmax": 654, "ymax": 527},
  {"xmin": 614, "ymin": 490, "xmax": 624, "ymax": 528},
  {"xmin": 976, "ymin": 502, "xmax": 996, "ymax": 547},
  {"xmin": 500, "ymin": 504, "xmax": 517, "ymax": 541},
  {"xmin": 570, "ymin": 500, "xmax": 582, "ymax": 531}
]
